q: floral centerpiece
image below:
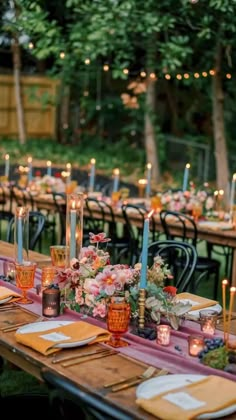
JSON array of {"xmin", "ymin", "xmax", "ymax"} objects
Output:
[
  {"xmin": 30, "ymin": 175, "xmax": 65, "ymax": 194},
  {"xmin": 55, "ymin": 232, "xmax": 192, "ymax": 329},
  {"xmin": 161, "ymin": 187, "xmax": 215, "ymax": 215}
]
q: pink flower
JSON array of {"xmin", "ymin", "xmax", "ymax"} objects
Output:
[
  {"xmin": 96, "ymin": 269, "xmax": 122, "ymax": 295},
  {"xmin": 83, "ymin": 278, "xmax": 100, "ymax": 296},
  {"xmin": 92, "ymin": 302, "xmax": 106, "ymax": 318},
  {"xmin": 75, "ymin": 288, "xmax": 84, "ymax": 305},
  {"xmin": 89, "ymin": 232, "xmax": 111, "ymax": 244}
]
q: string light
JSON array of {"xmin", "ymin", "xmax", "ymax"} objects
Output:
[
  {"xmin": 194, "ymin": 73, "xmax": 200, "ymax": 78},
  {"xmin": 28, "ymin": 42, "xmax": 34, "ymax": 49},
  {"xmin": 60, "ymin": 52, "xmax": 65, "ymax": 59},
  {"xmin": 123, "ymin": 68, "xmax": 129, "ymax": 75},
  {"xmin": 226, "ymin": 73, "xmax": 232, "ymax": 79},
  {"xmin": 184, "ymin": 73, "xmax": 190, "ymax": 79},
  {"xmin": 202, "ymin": 71, "xmax": 208, "ymax": 77},
  {"xmin": 149, "ymin": 72, "xmax": 156, "ymax": 80},
  {"xmin": 140, "ymin": 71, "xmax": 146, "ymax": 78},
  {"xmin": 103, "ymin": 64, "xmax": 109, "ymax": 71},
  {"xmin": 85, "ymin": 58, "xmax": 90, "ymax": 65},
  {"xmin": 165, "ymin": 74, "xmax": 171, "ymax": 80}
]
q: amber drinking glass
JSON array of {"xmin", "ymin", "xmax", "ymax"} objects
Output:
[
  {"xmin": 50, "ymin": 245, "xmax": 69, "ymax": 269},
  {"xmin": 106, "ymin": 295, "xmax": 130, "ymax": 348},
  {"xmin": 192, "ymin": 202, "xmax": 203, "ymax": 222},
  {"xmin": 15, "ymin": 261, "xmax": 36, "ymax": 304},
  {"xmin": 41, "ymin": 265, "xmax": 57, "ymax": 289}
]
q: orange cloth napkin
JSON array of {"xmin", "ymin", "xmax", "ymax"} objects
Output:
[
  {"xmin": 0, "ymin": 286, "xmax": 21, "ymax": 302},
  {"xmin": 136, "ymin": 375, "xmax": 236, "ymax": 420},
  {"xmin": 176, "ymin": 292, "xmax": 218, "ymax": 312},
  {"xmin": 15, "ymin": 321, "xmax": 111, "ymax": 356}
]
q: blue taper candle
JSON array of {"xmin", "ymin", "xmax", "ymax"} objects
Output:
[
  {"xmin": 140, "ymin": 211, "xmax": 153, "ymax": 289},
  {"xmin": 89, "ymin": 158, "xmax": 96, "ymax": 192},
  {"xmin": 182, "ymin": 163, "xmax": 190, "ymax": 192},
  {"xmin": 69, "ymin": 209, "xmax": 77, "ymax": 260},
  {"xmin": 145, "ymin": 163, "xmax": 152, "ymax": 197},
  {"xmin": 113, "ymin": 168, "xmax": 120, "ymax": 193}
]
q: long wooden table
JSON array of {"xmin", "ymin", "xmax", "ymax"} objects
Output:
[
  {"xmin": 0, "ymin": 241, "xmax": 51, "ymax": 268},
  {"xmin": 1, "ymin": 247, "xmax": 236, "ymax": 419}
]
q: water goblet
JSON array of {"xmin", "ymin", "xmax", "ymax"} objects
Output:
[
  {"xmin": 15, "ymin": 261, "xmax": 36, "ymax": 304},
  {"xmin": 106, "ymin": 295, "xmax": 130, "ymax": 348}
]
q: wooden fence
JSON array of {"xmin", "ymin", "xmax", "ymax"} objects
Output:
[{"xmin": 0, "ymin": 74, "xmax": 59, "ymax": 139}]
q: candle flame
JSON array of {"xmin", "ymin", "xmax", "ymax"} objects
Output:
[
  {"xmin": 5, "ymin": 154, "xmax": 9, "ymax": 160},
  {"xmin": 138, "ymin": 179, "xmax": 147, "ymax": 185},
  {"xmin": 186, "ymin": 163, "xmax": 190, "ymax": 169},
  {"xmin": 222, "ymin": 279, "xmax": 228, "ymax": 286},
  {"xmin": 147, "ymin": 210, "xmax": 154, "ymax": 218},
  {"xmin": 66, "ymin": 162, "xmax": 71, "ymax": 170},
  {"xmin": 233, "ymin": 173, "xmax": 236, "ymax": 181},
  {"xmin": 113, "ymin": 168, "xmax": 120, "ymax": 175},
  {"xmin": 90, "ymin": 158, "xmax": 96, "ymax": 164},
  {"xmin": 219, "ymin": 189, "xmax": 224, "ymax": 196},
  {"xmin": 47, "ymin": 160, "xmax": 51, "ymax": 167},
  {"xmin": 27, "ymin": 156, "xmax": 32, "ymax": 163},
  {"xmin": 147, "ymin": 163, "xmax": 152, "ymax": 169},
  {"xmin": 214, "ymin": 190, "xmax": 218, "ymax": 196},
  {"xmin": 71, "ymin": 200, "xmax": 76, "ymax": 210},
  {"xmin": 230, "ymin": 287, "xmax": 236, "ymax": 293}
]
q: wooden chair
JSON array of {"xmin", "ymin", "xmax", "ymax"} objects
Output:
[
  {"xmin": 41, "ymin": 367, "xmax": 132, "ymax": 420},
  {"xmin": 159, "ymin": 210, "xmax": 221, "ymax": 299},
  {"xmin": 146, "ymin": 239, "xmax": 198, "ymax": 293}
]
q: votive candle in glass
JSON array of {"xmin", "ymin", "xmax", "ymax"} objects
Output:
[
  {"xmin": 188, "ymin": 334, "xmax": 204, "ymax": 356},
  {"xmin": 14, "ymin": 206, "xmax": 29, "ymax": 264},
  {"xmin": 199, "ymin": 309, "xmax": 218, "ymax": 335},
  {"xmin": 156, "ymin": 324, "xmax": 171, "ymax": 346},
  {"xmin": 41, "ymin": 265, "xmax": 56, "ymax": 289},
  {"xmin": 42, "ymin": 285, "xmax": 60, "ymax": 317},
  {"xmin": 66, "ymin": 193, "xmax": 84, "ymax": 265}
]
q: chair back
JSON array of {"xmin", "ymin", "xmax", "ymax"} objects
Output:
[
  {"xmin": 147, "ymin": 239, "xmax": 198, "ymax": 292},
  {"xmin": 6, "ymin": 210, "xmax": 46, "ymax": 251},
  {"xmin": 52, "ymin": 192, "xmax": 66, "ymax": 245},
  {"xmin": 160, "ymin": 209, "xmax": 198, "ymax": 247},
  {"xmin": 121, "ymin": 203, "xmax": 147, "ymax": 265}
]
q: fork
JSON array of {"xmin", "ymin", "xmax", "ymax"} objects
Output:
[
  {"xmin": 111, "ymin": 367, "xmax": 168, "ymax": 392},
  {"xmin": 104, "ymin": 366, "xmax": 156, "ymax": 389}
]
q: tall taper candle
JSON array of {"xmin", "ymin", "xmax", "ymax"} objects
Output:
[
  {"xmin": 182, "ymin": 163, "xmax": 190, "ymax": 192},
  {"xmin": 145, "ymin": 163, "xmax": 152, "ymax": 197},
  {"xmin": 27, "ymin": 156, "xmax": 33, "ymax": 182},
  {"xmin": 66, "ymin": 163, "xmax": 71, "ymax": 183},
  {"xmin": 229, "ymin": 173, "xmax": 236, "ymax": 213},
  {"xmin": 222, "ymin": 279, "xmax": 228, "ymax": 343},
  {"xmin": 47, "ymin": 160, "xmax": 52, "ymax": 177},
  {"xmin": 4, "ymin": 154, "xmax": 10, "ymax": 178},
  {"xmin": 226, "ymin": 286, "xmax": 236, "ymax": 347},
  {"xmin": 140, "ymin": 210, "xmax": 153, "ymax": 288},
  {"xmin": 17, "ymin": 212, "xmax": 23, "ymax": 264},
  {"xmin": 89, "ymin": 158, "xmax": 96, "ymax": 192},
  {"xmin": 69, "ymin": 201, "xmax": 77, "ymax": 260},
  {"xmin": 113, "ymin": 168, "xmax": 120, "ymax": 193}
]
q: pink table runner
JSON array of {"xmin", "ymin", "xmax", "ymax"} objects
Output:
[{"xmin": 0, "ymin": 256, "xmax": 235, "ymax": 381}]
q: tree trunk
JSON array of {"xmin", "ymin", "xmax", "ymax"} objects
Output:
[
  {"xmin": 144, "ymin": 79, "xmax": 160, "ymax": 185},
  {"xmin": 212, "ymin": 44, "xmax": 229, "ymax": 201},
  {"xmin": 12, "ymin": 38, "xmax": 26, "ymax": 145}
]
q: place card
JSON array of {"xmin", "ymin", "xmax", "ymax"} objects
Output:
[{"xmin": 163, "ymin": 391, "xmax": 206, "ymax": 410}]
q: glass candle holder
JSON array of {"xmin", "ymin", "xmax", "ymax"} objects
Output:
[
  {"xmin": 41, "ymin": 266, "xmax": 57, "ymax": 290},
  {"xmin": 14, "ymin": 206, "xmax": 29, "ymax": 264},
  {"xmin": 156, "ymin": 325, "xmax": 171, "ymax": 346},
  {"xmin": 66, "ymin": 192, "xmax": 84, "ymax": 264},
  {"xmin": 50, "ymin": 245, "xmax": 69, "ymax": 269},
  {"xmin": 42, "ymin": 285, "xmax": 60, "ymax": 317},
  {"xmin": 199, "ymin": 309, "xmax": 218, "ymax": 335},
  {"xmin": 188, "ymin": 334, "xmax": 205, "ymax": 357},
  {"xmin": 138, "ymin": 179, "xmax": 147, "ymax": 198}
]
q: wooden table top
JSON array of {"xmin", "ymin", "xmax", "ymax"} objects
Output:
[{"xmin": 0, "ymin": 241, "xmax": 51, "ymax": 268}]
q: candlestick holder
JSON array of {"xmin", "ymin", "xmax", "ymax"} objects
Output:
[
  {"xmin": 42, "ymin": 285, "xmax": 60, "ymax": 317},
  {"xmin": 138, "ymin": 288, "xmax": 146, "ymax": 328},
  {"xmin": 14, "ymin": 206, "xmax": 29, "ymax": 264},
  {"xmin": 66, "ymin": 192, "xmax": 84, "ymax": 265}
]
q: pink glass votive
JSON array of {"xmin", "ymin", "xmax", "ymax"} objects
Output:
[
  {"xmin": 199, "ymin": 309, "xmax": 218, "ymax": 335},
  {"xmin": 156, "ymin": 325, "xmax": 171, "ymax": 346},
  {"xmin": 188, "ymin": 334, "xmax": 205, "ymax": 356}
]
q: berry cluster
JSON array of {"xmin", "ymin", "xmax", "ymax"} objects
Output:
[{"xmin": 198, "ymin": 337, "xmax": 224, "ymax": 359}]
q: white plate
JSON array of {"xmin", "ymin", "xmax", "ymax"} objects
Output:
[
  {"xmin": 0, "ymin": 296, "xmax": 12, "ymax": 305},
  {"xmin": 188, "ymin": 304, "xmax": 222, "ymax": 320},
  {"xmin": 17, "ymin": 321, "xmax": 97, "ymax": 349},
  {"xmin": 136, "ymin": 374, "xmax": 236, "ymax": 419}
]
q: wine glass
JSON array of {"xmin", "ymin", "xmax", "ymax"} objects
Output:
[
  {"xmin": 15, "ymin": 261, "xmax": 37, "ymax": 304},
  {"xmin": 106, "ymin": 295, "xmax": 130, "ymax": 348}
]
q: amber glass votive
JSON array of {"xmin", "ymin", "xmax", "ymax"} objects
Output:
[
  {"xmin": 199, "ymin": 309, "xmax": 218, "ymax": 335},
  {"xmin": 41, "ymin": 266, "xmax": 56, "ymax": 289},
  {"xmin": 156, "ymin": 325, "xmax": 171, "ymax": 346},
  {"xmin": 188, "ymin": 334, "xmax": 204, "ymax": 356},
  {"xmin": 42, "ymin": 285, "xmax": 60, "ymax": 317}
]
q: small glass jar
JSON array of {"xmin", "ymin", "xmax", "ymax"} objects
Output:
[
  {"xmin": 188, "ymin": 334, "xmax": 205, "ymax": 356},
  {"xmin": 199, "ymin": 309, "xmax": 218, "ymax": 335},
  {"xmin": 42, "ymin": 285, "xmax": 60, "ymax": 317},
  {"xmin": 156, "ymin": 325, "xmax": 171, "ymax": 346}
]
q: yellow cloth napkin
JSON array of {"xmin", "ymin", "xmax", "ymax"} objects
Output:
[
  {"xmin": 15, "ymin": 321, "xmax": 111, "ymax": 356},
  {"xmin": 0, "ymin": 286, "xmax": 21, "ymax": 302},
  {"xmin": 136, "ymin": 375, "xmax": 236, "ymax": 420},
  {"xmin": 176, "ymin": 292, "xmax": 218, "ymax": 311}
]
